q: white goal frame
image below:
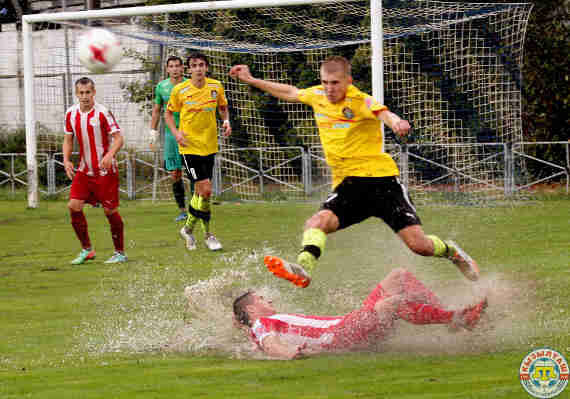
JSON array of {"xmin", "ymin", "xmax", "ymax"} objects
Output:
[{"xmin": 21, "ymin": 0, "xmax": 385, "ymax": 208}]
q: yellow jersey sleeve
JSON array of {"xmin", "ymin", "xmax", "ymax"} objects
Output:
[{"xmin": 167, "ymin": 84, "xmax": 182, "ymax": 113}]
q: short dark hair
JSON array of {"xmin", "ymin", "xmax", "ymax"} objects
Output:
[
  {"xmin": 187, "ymin": 52, "xmax": 209, "ymax": 67},
  {"xmin": 166, "ymin": 56, "xmax": 183, "ymax": 66},
  {"xmin": 321, "ymin": 55, "xmax": 351, "ymax": 76},
  {"xmin": 233, "ymin": 291, "xmax": 253, "ymax": 327},
  {"xmin": 75, "ymin": 77, "xmax": 95, "ymax": 89}
]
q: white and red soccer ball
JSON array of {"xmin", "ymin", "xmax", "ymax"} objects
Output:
[{"xmin": 77, "ymin": 28, "xmax": 122, "ymax": 73}]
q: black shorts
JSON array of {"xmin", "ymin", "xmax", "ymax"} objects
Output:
[
  {"xmin": 181, "ymin": 153, "xmax": 215, "ymax": 182},
  {"xmin": 321, "ymin": 176, "xmax": 421, "ymax": 233}
]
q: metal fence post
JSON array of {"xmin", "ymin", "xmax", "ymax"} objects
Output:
[
  {"xmin": 504, "ymin": 142, "xmax": 513, "ymax": 197},
  {"xmin": 213, "ymin": 153, "xmax": 221, "ymax": 196},
  {"xmin": 400, "ymin": 143, "xmax": 409, "ymax": 191},
  {"xmin": 47, "ymin": 154, "xmax": 56, "ymax": 196}
]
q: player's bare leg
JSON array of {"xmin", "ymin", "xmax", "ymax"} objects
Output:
[{"xmin": 398, "ymin": 225, "xmax": 480, "ymax": 281}]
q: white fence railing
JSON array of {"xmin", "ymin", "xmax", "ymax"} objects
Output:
[{"xmin": 1, "ymin": 142, "xmax": 568, "ymax": 202}]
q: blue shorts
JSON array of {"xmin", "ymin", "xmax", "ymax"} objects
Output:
[{"xmin": 164, "ymin": 131, "xmax": 183, "ymax": 171}]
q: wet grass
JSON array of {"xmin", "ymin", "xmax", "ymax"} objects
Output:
[{"xmin": 0, "ymin": 198, "xmax": 569, "ymax": 398}]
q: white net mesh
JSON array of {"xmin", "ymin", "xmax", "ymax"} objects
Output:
[{"xmin": 21, "ymin": 0, "xmax": 533, "ymax": 204}]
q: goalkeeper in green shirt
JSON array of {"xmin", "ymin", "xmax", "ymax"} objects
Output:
[{"xmin": 149, "ymin": 56, "xmax": 188, "ymax": 222}]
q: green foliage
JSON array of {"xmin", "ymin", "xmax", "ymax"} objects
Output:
[{"xmin": 0, "ymin": 126, "xmax": 26, "ymax": 153}]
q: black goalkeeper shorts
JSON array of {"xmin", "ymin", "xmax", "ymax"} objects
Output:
[{"xmin": 320, "ymin": 176, "xmax": 421, "ymax": 233}]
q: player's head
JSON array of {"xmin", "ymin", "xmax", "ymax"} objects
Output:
[
  {"xmin": 165, "ymin": 56, "xmax": 184, "ymax": 79},
  {"xmin": 74, "ymin": 77, "xmax": 96, "ymax": 110},
  {"xmin": 187, "ymin": 52, "xmax": 209, "ymax": 80},
  {"xmin": 320, "ymin": 56, "xmax": 353, "ymax": 104},
  {"xmin": 233, "ymin": 291, "xmax": 275, "ymax": 327}
]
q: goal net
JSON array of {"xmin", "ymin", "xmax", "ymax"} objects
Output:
[{"xmin": 21, "ymin": 0, "xmax": 533, "ymax": 206}]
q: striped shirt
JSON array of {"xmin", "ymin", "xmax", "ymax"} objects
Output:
[
  {"xmin": 250, "ymin": 313, "xmax": 344, "ymax": 350},
  {"xmin": 64, "ymin": 102, "xmax": 120, "ymax": 176}
]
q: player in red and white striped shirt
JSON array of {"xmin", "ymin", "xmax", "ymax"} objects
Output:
[
  {"xmin": 233, "ymin": 268, "xmax": 487, "ymax": 359},
  {"xmin": 63, "ymin": 77, "xmax": 127, "ymax": 265}
]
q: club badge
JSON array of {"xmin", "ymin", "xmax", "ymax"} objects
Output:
[
  {"xmin": 519, "ymin": 347, "xmax": 568, "ymax": 398},
  {"xmin": 342, "ymin": 107, "xmax": 354, "ymax": 119}
]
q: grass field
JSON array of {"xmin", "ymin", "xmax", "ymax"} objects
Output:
[{"xmin": 1, "ymin": 197, "xmax": 569, "ymax": 398}]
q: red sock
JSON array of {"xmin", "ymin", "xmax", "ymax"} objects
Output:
[
  {"xmin": 70, "ymin": 210, "xmax": 91, "ymax": 249},
  {"xmin": 397, "ymin": 301, "xmax": 454, "ymax": 325},
  {"xmin": 362, "ymin": 283, "xmax": 386, "ymax": 309},
  {"xmin": 400, "ymin": 269, "xmax": 443, "ymax": 306},
  {"xmin": 106, "ymin": 212, "xmax": 124, "ymax": 253}
]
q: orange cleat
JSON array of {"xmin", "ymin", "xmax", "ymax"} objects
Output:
[{"xmin": 264, "ymin": 255, "xmax": 311, "ymax": 288}]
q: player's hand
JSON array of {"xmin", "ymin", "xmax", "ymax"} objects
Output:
[
  {"xmin": 229, "ymin": 65, "xmax": 253, "ymax": 83},
  {"xmin": 149, "ymin": 128, "xmax": 159, "ymax": 149},
  {"xmin": 222, "ymin": 120, "xmax": 232, "ymax": 137},
  {"xmin": 64, "ymin": 160, "xmax": 75, "ymax": 180},
  {"xmin": 291, "ymin": 343, "xmax": 307, "ymax": 360},
  {"xmin": 174, "ymin": 130, "xmax": 187, "ymax": 147},
  {"xmin": 99, "ymin": 154, "xmax": 113, "ymax": 172},
  {"xmin": 392, "ymin": 119, "xmax": 411, "ymax": 136}
]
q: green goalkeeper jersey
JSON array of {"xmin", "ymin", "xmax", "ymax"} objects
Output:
[{"xmin": 154, "ymin": 77, "xmax": 187, "ymax": 135}]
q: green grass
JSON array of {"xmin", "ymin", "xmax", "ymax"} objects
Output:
[{"xmin": 1, "ymin": 199, "xmax": 569, "ymax": 398}]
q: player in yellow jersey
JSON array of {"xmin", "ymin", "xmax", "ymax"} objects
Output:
[
  {"xmin": 166, "ymin": 53, "xmax": 231, "ymax": 251},
  {"xmin": 230, "ymin": 56, "xmax": 479, "ymax": 288}
]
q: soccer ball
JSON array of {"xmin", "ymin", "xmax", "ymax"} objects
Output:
[{"xmin": 77, "ymin": 28, "xmax": 122, "ymax": 73}]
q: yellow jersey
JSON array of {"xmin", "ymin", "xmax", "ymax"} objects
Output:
[
  {"xmin": 297, "ymin": 84, "xmax": 399, "ymax": 188},
  {"xmin": 167, "ymin": 77, "xmax": 228, "ymax": 155}
]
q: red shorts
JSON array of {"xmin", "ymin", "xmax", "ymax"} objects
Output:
[
  {"xmin": 69, "ymin": 171, "xmax": 120, "ymax": 209},
  {"xmin": 328, "ymin": 283, "xmax": 391, "ymax": 350}
]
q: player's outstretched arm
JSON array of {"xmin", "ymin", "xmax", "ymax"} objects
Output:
[
  {"xmin": 261, "ymin": 335, "xmax": 308, "ymax": 360},
  {"xmin": 229, "ymin": 64, "xmax": 300, "ymax": 103},
  {"xmin": 378, "ymin": 110, "xmax": 411, "ymax": 137}
]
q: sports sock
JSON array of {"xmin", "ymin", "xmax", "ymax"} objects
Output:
[
  {"xmin": 70, "ymin": 210, "xmax": 91, "ymax": 249},
  {"xmin": 362, "ymin": 283, "xmax": 386, "ymax": 309},
  {"xmin": 297, "ymin": 228, "xmax": 327, "ymax": 273},
  {"xmin": 185, "ymin": 194, "xmax": 200, "ymax": 231},
  {"xmin": 397, "ymin": 301, "xmax": 454, "ymax": 325},
  {"xmin": 426, "ymin": 235, "xmax": 449, "ymax": 257},
  {"xmin": 399, "ymin": 269, "xmax": 443, "ymax": 306},
  {"xmin": 106, "ymin": 212, "xmax": 124, "ymax": 253},
  {"xmin": 172, "ymin": 180, "xmax": 185, "ymax": 210},
  {"xmin": 198, "ymin": 195, "xmax": 211, "ymax": 234}
]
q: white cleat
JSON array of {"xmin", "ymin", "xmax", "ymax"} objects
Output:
[
  {"xmin": 204, "ymin": 233, "xmax": 222, "ymax": 251},
  {"xmin": 446, "ymin": 240, "xmax": 480, "ymax": 281},
  {"xmin": 180, "ymin": 226, "xmax": 197, "ymax": 250}
]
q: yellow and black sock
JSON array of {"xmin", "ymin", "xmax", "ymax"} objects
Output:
[
  {"xmin": 198, "ymin": 196, "xmax": 211, "ymax": 234},
  {"xmin": 427, "ymin": 235, "xmax": 449, "ymax": 257},
  {"xmin": 297, "ymin": 228, "xmax": 327, "ymax": 273}
]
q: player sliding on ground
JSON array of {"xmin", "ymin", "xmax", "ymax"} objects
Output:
[
  {"xmin": 233, "ymin": 268, "xmax": 487, "ymax": 359},
  {"xmin": 229, "ymin": 56, "xmax": 479, "ymax": 288}
]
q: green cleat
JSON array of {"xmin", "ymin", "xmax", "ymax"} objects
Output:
[
  {"xmin": 71, "ymin": 249, "xmax": 96, "ymax": 265},
  {"xmin": 104, "ymin": 252, "xmax": 128, "ymax": 264}
]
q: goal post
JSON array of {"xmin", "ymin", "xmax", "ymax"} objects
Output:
[{"xmin": 21, "ymin": 0, "xmax": 533, "ymax": 207}]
